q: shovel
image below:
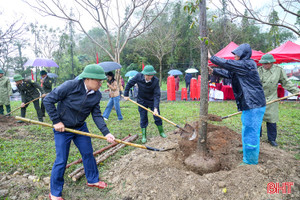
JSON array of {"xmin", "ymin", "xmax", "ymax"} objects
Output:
[
  {"xmin": 14, "ymin": 116, "xmax": 175, "ymax": 152},
  {"xmin": 121, "ymin": 95, "xmax": 195, "ymax": 136},
  {"xmin": 221, "ymin": 92, "xmax": 299, "ymax": 120},
  {"xmin": 6, "ymin": 94, "xmax": 47, "ymax": 116}
]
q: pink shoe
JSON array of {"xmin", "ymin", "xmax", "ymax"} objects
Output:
[{"xmin": 87, "ymin": 181, "xmax": 108, "ymax": 189}]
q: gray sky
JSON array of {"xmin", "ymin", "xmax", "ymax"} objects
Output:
[{"xmin": 1, "ymin": 0, "xmax": 299, "ymax": 58}]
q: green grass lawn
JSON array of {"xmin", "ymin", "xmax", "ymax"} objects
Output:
[{"xmin": 0, "ymin": 99, "xmax": 299, "ymax": 195}]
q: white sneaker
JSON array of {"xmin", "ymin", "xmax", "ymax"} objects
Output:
[{"xmin": 103, "ymin": 117, "xmax": 108, "ymax": 121}]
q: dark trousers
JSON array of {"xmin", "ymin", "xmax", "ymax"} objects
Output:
[
  {"xmin": 41, "ymin": 97, "xmax": 46, "ymax": 116},
  {"xmin": 0, "ymin": 104, "xmax": 11, "ymax": 115},
  {"xmin": 137, "ymin": 100, "xmax": 162, "ymax": 128},
  {"xmin": 186, "ymin": 82, "xmax": 190, "ymax": 93},
  {"xmin": 21, "ymin": 100, "xmax": 43, "ymax": 121},
  {"xmin": 260, "ymin": 122, "xmax": 277, "ymax": 141},
  {"xmin": 50, "ymin": 123, "xmax": 99, "ymax": 197}
]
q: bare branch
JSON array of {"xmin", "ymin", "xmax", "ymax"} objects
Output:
[{"xmin": 220, "ymin": 0, "xmax": 300, "ymax": 36}]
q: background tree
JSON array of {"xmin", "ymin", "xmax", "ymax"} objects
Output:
[
  {"xmin": 26, "ymin": 0, "xmax": 170, "ymax": 83},
  {"xmin": 138, "ymin": 13, "xmax": 178, "ymax": 86},
  {"xmin": 218, "ymin": 0, "xmax": 300, "ymax": 37},
  {"xmin": 0, "ymin": 17, "xmax": 24, "ymax": 74},
  {"xmin": 77, "ymin": 28, "xmax": 109, "ymax": 65},
  {"xmin": 28, "ymin": 23, "xmax": 63, "ymax": 59}
]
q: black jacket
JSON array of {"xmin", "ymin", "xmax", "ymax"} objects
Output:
[
  {"xmin": 210, "ymin": 43, "xmax": 266, "ymax": 111},
  {"xmin": 43, "ymin": 79, "xmax": 110, "ymax": 135},
  {"xmin": 124, "ymin": 73, "xmax": 161, "ymax": 108}
]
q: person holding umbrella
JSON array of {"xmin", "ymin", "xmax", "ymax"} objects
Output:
[
  {"xmin": 43, "ymin": 64, "xmax": 115, "ymax": 200},
  {"xmin": 40, "ymin": 70, "xmax": 53, "ymax": 117},
  {"xmin": 0, "ymin": 69, "xmax": 12, "ymax": 115},
  {"xmin": 123, "ymin": 65, "xmax": 166, "ymax": 143},
  {"xmin": 102, "ymin": 71, "xmax": 123, "ymax": 121},
  {"xmin": 208, "ymin": 43, "xmax": 266, "ymax": 165},
  {"xmin": 14, "ymin": 74, "xmax": 46, "ymax": 122},
  {"xmin": 185, "ymin": 73, "xmax": 192, "ymax": 93},
  {"xmin": 258, "ymin": 54, "xmax": 300, "ymax": 146}
]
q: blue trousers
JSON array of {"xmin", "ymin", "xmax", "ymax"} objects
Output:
[
  {"xmin": 241, "ymin": 106, "xmax": 266, "ymax": 165},
  {"xmin": 137, "ymin": 99, "xmax": 162, "ymax": 128},
  {"xmin": 103, "ymin": 95, "xmax": 123, "ymax": 120},
  {"xmin": 50, "ymin": 123, "xmax": 99, "ymax": 197}
]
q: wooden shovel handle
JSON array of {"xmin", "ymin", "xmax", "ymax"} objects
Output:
[
  {"xmin": 14, "ymin": 116, "xmax": 173, "ymax": 152},
  {"xmin": 122, "ymin": 95, "xmax": 186, "ymax": 131},
  {"xmin": 7, "ymin": 94, "xmax": 46, "ymax": 116},
  {"xmin": 222, "ymin": 92, "xmax": 299, "ymax": 119}
]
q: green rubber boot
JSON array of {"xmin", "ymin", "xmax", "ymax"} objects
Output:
[
  {"xmin": 157, "ymin": 125, "xmax": 167, "ymax": 138},
  {"xmin": 141, "ymin": 128, "xmax": 147, "ymax": 144}
]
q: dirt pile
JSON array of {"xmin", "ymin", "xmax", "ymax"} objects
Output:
[
  {"xmin": 103, "ymin": 122, "xmax": 300, "ymax": 200},
  {"xmin": 176, "ymin": 122, "xmax": 242, "ymax": 175},
  {"xmin": 0, "ymin": 116, "xmax": 28, "ymax": 133}
]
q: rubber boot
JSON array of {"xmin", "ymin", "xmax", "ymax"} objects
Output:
[
  {"xmin": 157, "ymin": 125, "xmax": 167, "ymax": 138},
  {"xmin": 141, "ymin": 128, "xmax": 147, "ymax": 144},
  {"xmin": 6, "ymin": 105, "xmax": 11, "ymax": 116}
]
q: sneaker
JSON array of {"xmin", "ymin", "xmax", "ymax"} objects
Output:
[{"xmin": 103, "ymin": 117, "xmax": 108, "ymax": 121}]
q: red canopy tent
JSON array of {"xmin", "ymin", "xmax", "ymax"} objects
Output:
[
  {"xmin": 267, "ymin": 41, "xmax": 300, "ymax": 64},
  {"xmin": 208, "ymin": 42, "xmax": 265, "ymax": 66}
]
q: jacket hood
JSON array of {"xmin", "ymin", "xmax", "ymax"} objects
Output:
[{"xmin": 232, "ymin": 43, "xmax": 252, "ymax": 60}]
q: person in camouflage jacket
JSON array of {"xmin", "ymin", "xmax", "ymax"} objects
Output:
[
  {"xmin": 0, "ymin": 69, "xmax": 12, "ymax": 115},
  {"xmin": 40, "ymin": 70, "xmax": 53, "ymax": 117},
  {"xmin": 14, "ymin": 74, "xmax": 46, "ymax": 122}
]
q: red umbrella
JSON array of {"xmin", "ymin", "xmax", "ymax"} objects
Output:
[
  {"xmin": 208, "ymin": 42, "xmax": 265, "ymax": 66},
  {"xmin": 267, "ymin": 41, "xmax": 300, "ymax": 64}
]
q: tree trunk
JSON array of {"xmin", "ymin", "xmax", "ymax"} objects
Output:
[
  {"xmin": 159, "ymin": 58, "xmax": 162, "ymax": 87},
  {"xmin": 197, "ymin": 0, "xmax": 209, "ymax": 155}
]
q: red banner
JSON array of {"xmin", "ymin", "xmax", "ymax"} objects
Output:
[
  {"xmin": 96, "ymin": 52, "xmax": 99, "ymax": 64},
  {"xmin": 31, "ymin": 69, "xmax": 34, "ymax": 80},
  {"xmin": 142, "ymin": 61, "xmax": 145, "ymax": 70}
]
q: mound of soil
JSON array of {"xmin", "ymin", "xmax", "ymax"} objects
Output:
[
  {"xmin": 103, "ymin": 122, "xmax": 300, "ymax": 200},
  {"xmin": 0, "ymin": 116, "xmax": 29, "ymax": 134}
]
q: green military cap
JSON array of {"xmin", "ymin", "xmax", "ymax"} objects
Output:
[
  {"xmin": 78, "ymin": 64, "xmax": 107, "ymax": 80},
  {"xmin": 13, "ymin": 74, "xmax": 24, "ymax": 81},
  {"xmin": 0, "ymin": 69, "xmax": 4, "ymax": 74},
  {"xmin": 259, "ymin": 54, "xmax": 276, "ymax": 64},
  {"xmin": 141, "ymin": 65, "xmax": 157, "ymax": 75}
]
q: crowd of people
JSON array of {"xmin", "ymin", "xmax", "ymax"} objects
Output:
[{"xmin": 0, "ymin": 43, "xmax": 299, "ymax": 199}]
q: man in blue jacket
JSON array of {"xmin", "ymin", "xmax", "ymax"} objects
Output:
[
  {"xmin": 43, "ymin": 64, "xmax": 115, "ymax": 200},
  {"xmin": 123, "ymin": 65, "xmax": 166, "ymax": 143},
  {"xmin": 208, "ymin": 43, "xmax": 266, "ymax": 165}
]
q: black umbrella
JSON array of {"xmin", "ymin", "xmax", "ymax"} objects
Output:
[
  {"xmin": 47, "ymin": 73, "xmax": 58, "ymax": 78},
  {"xmin": 98, "ymin": 61, "xmax": 122, "ymax": 72}
]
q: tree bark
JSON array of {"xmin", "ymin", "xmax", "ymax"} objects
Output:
[
  {"xmin": 159, "ymin": 58, "xmax": 163, "ymax": 87},
  {"xmin": 197, "ymin": 0, "xmax": 209, "ymax": 155}
]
